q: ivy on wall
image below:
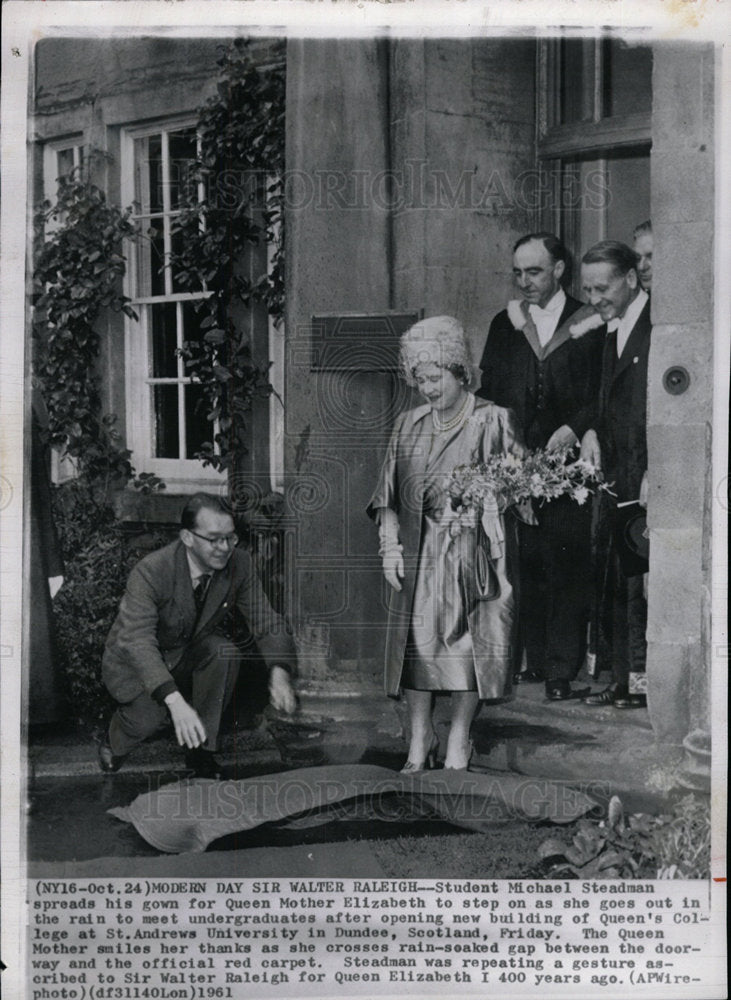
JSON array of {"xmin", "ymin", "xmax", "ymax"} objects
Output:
[
  {"xmin": 33, "ymin": 175, "xmax": 141, "ymax": 484},
  {"xmin": 35, "ymin": 38, "xmax": 285, "ymax": 485},
  {"xmin": 171, "ymin": 37, "xmax": 286, "ymax": 474}
]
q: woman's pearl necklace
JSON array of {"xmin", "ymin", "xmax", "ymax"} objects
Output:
[{"xmin": 432, "ymin": 392, "xmax": 473, "ymax": 432}]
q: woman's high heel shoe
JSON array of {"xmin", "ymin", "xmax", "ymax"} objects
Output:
[
  {"xmin": 401, "ymin": 732, "xmax": 439, "ymax": 773},
  {"xmin": 443, "ymin": 739, "xmax": 474, "ymax": 771}
]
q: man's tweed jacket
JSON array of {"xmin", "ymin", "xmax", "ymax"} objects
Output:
[{"xmin": 102, "ymin": 540, "xmax": 296, "ymax": 705}]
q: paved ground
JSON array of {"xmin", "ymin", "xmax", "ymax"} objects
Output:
[{"xmin": 26, "ymin": 672, "xmax": 693, "ymax": 874}]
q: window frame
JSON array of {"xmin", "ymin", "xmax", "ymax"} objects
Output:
[
  {"xmin": 121, "ymin": 116, "xmax": 225, "ymax": 491},
  {"xmin": 42, "ymin": 137, "xmax": 86, "ymax": 209},
  {"xmin": 537, "ymin": 37, "xmax": 652, "ymax": 156},
  {"xmin": 536, "ymin": 37, "xmax": 652, "ymax": 288}
]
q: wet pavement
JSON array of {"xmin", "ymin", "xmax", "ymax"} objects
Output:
[
  {"xmin": 27, "ymin": 676, "xmax": 689, "ymax": 868},
  {"xmin": 27, "ymin": 751, "xmax": 460, "ymax": 864}
]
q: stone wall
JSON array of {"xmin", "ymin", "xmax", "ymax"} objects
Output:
[
  {"xmin": 284, "ymin": 39, "xmax": 393, "ymax": 691},
  {"xmin": 647, "ymin": 42, "xmax": 714, "ymax": 784},
  {"xmin": 390, "ymin": 38, "xmax": 535, "ymax": 372},
  {"xmin": 284, "ymin": 38, "xmax": 537, "ymax": 694}
]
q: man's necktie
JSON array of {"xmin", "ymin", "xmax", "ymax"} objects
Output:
[{"xmin": 193, "ymin": 574, "xmax": 211, "ymax": 616}]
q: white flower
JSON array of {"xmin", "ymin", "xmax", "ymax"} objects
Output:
[
  {"xmin": 570, "ymin": 459, "xmax": 603, "ymax": 483},
  {"xmin": 574, "ymin": 486, "xmax": 589, "ymax": 505},
  {"xmin": 507, "ymin": 299, "xmax": 527, "ymax": 331},
  {"xmin": 569, "ymin": 309, "xmax": 604, "ymax": 339}
]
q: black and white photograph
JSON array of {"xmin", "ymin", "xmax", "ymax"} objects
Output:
[{"xmin": 1, "ymin": 2, "xmax": 728, "ymax": 998}]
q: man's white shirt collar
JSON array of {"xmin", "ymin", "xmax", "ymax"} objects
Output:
[
  {"xmin": 185, "ymin": 549, "xmax": 209, "ymax": 584},
  {"xmin": 610, "ymin": 289, "xmax": 648, "ymax": 357},
  {"xmin": 527, "ymin": 288, "xmax": 566, "ymax": 347}
]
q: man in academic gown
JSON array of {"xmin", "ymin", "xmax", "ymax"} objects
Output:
[
  {"xmin": 580, "ymin": 240, "xmax": 651, "ymax": 709},
  {"xmin": 477, "ymin": 233, "xmax": 604, "ymax": 700}
]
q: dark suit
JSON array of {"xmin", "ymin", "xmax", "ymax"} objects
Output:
[
  {"xmin": 477, "ymin": 295, "xmax": 604, "ymax": 681},
  {"xmin": 102, "ymin": 540, "xmax": 296, "ymax": 755},
  {"xmin": 595, "ymin": 299, "xmax": 651, "ymax": 503},
  {"xmin": 593, "ymin": 298, "xmax": 651, "ymax": 691}
]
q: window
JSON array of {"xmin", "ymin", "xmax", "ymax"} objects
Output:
[
  {"xmin": 122, "ymin": 119, "xmax": 224, "ymax": 489},
  {"xmin": 537, "ymin": 36, "xmax": 652, "ymax": 290},
  {"xmin": 43, "ymin": 138, "xmax": 85, "ymax": 207}
]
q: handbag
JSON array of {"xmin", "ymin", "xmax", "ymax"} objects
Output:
[{"xmin": 474, "ymin": 526, "xmax": 501, "ymax": 602}]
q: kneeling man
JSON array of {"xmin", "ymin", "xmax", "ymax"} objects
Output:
[{"xmin": 99, "ymin": 493, "xmax": 297, "ymax": 777}]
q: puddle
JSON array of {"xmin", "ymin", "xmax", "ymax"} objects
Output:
[{"xmin": 472, "ymin": 718, "xmax": 597, "ymax": 750}]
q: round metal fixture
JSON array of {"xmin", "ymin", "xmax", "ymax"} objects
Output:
[{"xmin": 663, "ymin": 366, "xmax": 690, "ymax": 395}]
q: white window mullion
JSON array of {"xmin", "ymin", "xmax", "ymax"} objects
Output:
[
  {"xmin": 134, "ymin": 291, "xmax": 209, "ymax": 305},
  {"xmin": 141, "ymin": 305, "xmax": 154, "ymax": 461},
  {"xmin": 176, "ymin": 301, "xmax": 187, "ymax": 459},
  {"xmin": 161, "ymin": 131, "xmax": 173, "ymax": 298},
  {"xmin": 196, "ymin": 131, "xmax": 206, "ymax": 231}
]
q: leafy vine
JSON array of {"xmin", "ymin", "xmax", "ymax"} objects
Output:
[
  {"xmin": 170, "ymin": 37, "xmax": 286, "ymax": 473},
  {"xmin": 33, "ymin": 174, "xmax": 142, "ymax": 485}
]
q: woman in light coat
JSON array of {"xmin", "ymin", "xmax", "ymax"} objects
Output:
[{"xmin": 368, "ymin": 316, "xmax": 526, "ymax": 771}]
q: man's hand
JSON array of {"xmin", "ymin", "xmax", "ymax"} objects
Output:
[
  {"xmin": 639, "ymin": 470, "xmax": 648, "ymax": 509},
  {"xmin": 580, "ymin": 429, "xmax": 602, "ymax": 470},
  {"xmin": 164, "ymin": 691, "xmax": 207, "ymax": 748},
  {"xmin": 546, "ymin": 425, "xmax": 578, "ymax": 452},
  {"xmin": 383, "ymin": 550, "xmax": 404, "ymax": 592},
  {"xmin": 269, "ymin": 665, "xmax": 297, "ymax": 714},
  {"xmin": 48, "ymin": 575, "xmax": 64, "ymax": 599}
]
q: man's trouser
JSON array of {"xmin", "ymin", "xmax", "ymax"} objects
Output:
[
  {"xmin": 608, "ymin": 547, "xmax": 648, "ymax": 694},
  {"xmin": 518, "ymin": 495, "xmax": 593, "ymax": 682},
  {"xmin": 108, "ymin": 632, "xmax": 240, "ymax": 756}
]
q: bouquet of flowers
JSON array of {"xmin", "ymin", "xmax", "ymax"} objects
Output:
[{"xmin": 448, "ymin": 446, "xmax": 613, "ymax": 523}]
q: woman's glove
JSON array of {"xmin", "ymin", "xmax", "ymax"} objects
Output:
[
  {"xmin": 381, "ymin": 547, "xmax": 404, "ymax": 592},
  {"xmin": 377, "ymin": 508, "xmax": 404, "ymax": 592}
]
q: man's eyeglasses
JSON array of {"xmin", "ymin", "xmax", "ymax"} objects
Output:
[{"xmin": 188, "ymin": 531, "xmax": 239, "ymax": 549}]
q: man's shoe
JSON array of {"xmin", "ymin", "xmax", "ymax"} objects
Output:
[
  {"xmin": 98, "ymin": 739, "xmax": 126, "ymax": 774},
  {"xmin": 583, "ymin": 684, "xmax": 625, "ymax": 707},
  {"xmin": 546, "ymin": 680, "xmax": 591, "ymax": 701},
  {"xmin": 515, "ymin": 670, "xmax": 545, "ymax": 684},
  {"xmin": 614, "ymin": 693, "xmax": 647, "ymax": 709},
  {"xmin": 184, "ymin": 748, "xmax": 222, "ymax": 779}
]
